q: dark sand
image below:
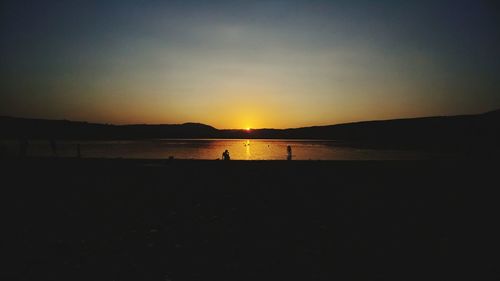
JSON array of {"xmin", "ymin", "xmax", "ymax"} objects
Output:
[{"xmin": 3, "ymin": 158, "xmax": 499, "ymax": 280}]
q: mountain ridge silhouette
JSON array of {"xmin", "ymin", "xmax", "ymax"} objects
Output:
[{"xmin": 1, "ymin": 109, "xmax": 499, "ymax": 150}]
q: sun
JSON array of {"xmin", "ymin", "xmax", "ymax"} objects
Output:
[{"xmin": 245, "ymin": 127, "xmax": 251, "ymax": 132}]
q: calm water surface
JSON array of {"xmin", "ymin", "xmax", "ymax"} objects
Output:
[{"xmin": 1, "ymin": 139, "xmax": 429, "ymax": 160}]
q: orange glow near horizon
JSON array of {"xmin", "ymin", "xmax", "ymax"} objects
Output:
[
  {"xmin": 21, "ymin": 99, "xmax": 483, "ymax": 130},
  {"xmin": 1, "ymin": 2, "xmax": 499, "ymax": 129}
]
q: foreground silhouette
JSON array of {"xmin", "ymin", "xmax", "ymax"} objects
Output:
[
  {"xmin": 222, "ymin": 149, "xmax": 230, "ymax": 160},
  {"xmin": 2, "ymin": 158, "xmax": 498, "ymax": 280},
  {"xmin": 18, "ymin": 139, "xmax": 28, "ymax": 158},
  {"xmin": 50, "ymin": 139, "xmax": 57, "ymax": 157}
]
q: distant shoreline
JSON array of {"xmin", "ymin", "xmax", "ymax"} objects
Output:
[{"xmin": 2, "ymin": 109, "xmax": 499, "ymax": 153}]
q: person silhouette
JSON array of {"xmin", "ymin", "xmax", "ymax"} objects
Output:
[
  {"xmin": 50, "ymin": 139, "xmax": 57, "ymax": 157},
  {"xmin": 19, "ymin": 139, "xmax": 28, "ymax": 158},
  {"xmin": 287, "ymin": 145, "xmax": 292, "ymax": 160},
  {"xmin": 222, "ymin": 149, "xmax": 231, "ymax": 160},
  {"xmin": 77, "ymin": 143, "xmax": 81, "ymax": 158}
]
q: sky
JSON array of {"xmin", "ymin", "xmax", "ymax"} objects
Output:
[{"xmin": 1, "ymin": 0, "xmax": 499, "ymax": 129}]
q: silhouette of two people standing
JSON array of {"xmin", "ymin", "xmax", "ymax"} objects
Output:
[
  {"xmin": 222, "ymin": 149, "xmax": 230, "ymax": 160},
  {"xmin": 221, "ymin": 147, "xmax": 289, "ymax": 160}
]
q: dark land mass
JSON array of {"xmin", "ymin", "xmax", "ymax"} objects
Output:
[
  {"xmin": 3, "ymin": 158, "xmax": 499, "ymax": 280},
  {"xmin": 1, "ymin": 109, "xmax": 499, "ymax": 151}
]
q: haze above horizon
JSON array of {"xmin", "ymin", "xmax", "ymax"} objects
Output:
[{"xmin": 1, "ymin": 0, "xmax": 500, "ymax": 129}]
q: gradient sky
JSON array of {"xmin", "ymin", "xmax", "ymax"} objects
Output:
[{"xmin": 1, "ymin": 0, "xmax": 499, "ymax": 129}]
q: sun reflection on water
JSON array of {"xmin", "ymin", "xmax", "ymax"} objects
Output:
[
  {"xmin": 244, "ymin": 140, "xmax": 251, "ymax": 160},
  {"xmin": 1, "ymin": 139, "xmax": 428, "ymax": 160}
]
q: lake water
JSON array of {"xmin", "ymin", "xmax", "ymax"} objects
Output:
[{"xmin": 0, "ymin": 139, "xmax": 429, "ymax": 160}]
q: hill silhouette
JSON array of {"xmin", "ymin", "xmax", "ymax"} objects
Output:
[
  {"xmin": 1, "ymin": 109, "xmax": 499, "ymax": 151},
  {"xmin": 0, "ymin": 117, "xmax": 218, "ymax": 139}
]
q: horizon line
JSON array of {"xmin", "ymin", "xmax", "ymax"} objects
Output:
[{"xmin": 2, "ymin": 108, "xmax": 498, "ymax": 131}]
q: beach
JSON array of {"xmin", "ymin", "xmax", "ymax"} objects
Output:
[{"xmin": 3, "ymin": 158, "xmax": 499, "ymax": 280}]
